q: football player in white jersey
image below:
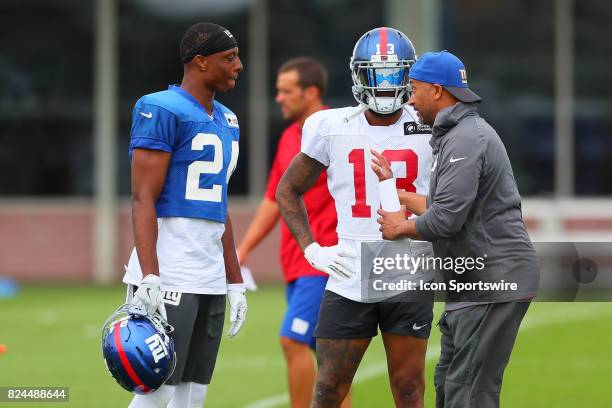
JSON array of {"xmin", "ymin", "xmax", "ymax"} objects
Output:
[{"xmin": 277, "ymin": 28, "xmax": 434, "ymax": 407}]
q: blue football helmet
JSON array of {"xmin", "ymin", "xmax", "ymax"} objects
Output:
[
  {"xmin": 350, "ymin": 27, "xmax": 416, "ymax": 114},
  {"xmin": 101, "ymin": 304, "xmax": 176, "ymax": 394}
]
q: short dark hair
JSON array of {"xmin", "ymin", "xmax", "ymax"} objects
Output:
[
  {"xmin": 180, "ymin": 23, "xmax": 213, "ymax": 63},
  {"xmin": 278, "ymin": 57, "xmax": 328, "ymax": 97},
  {"xmin": 179, "ymin": 22, "xmax": 236, "ymax": 63}
]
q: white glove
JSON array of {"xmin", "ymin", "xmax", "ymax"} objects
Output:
[
  {"xmin": 131, "ymin": 274, "xmax": 167, "ymax": 320},
  {"xmin": 227, "ymin": 283, "xmax": 247, "ymax": 338},
  {"xmin": 304, "ymin": 242, "xmax": 358, "ymax": 280}
]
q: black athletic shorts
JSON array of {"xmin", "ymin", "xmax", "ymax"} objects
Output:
[
  {"xmin": 128, "ymin": 286, "xmax": 225, "ymax": 385},
  {"xmin": 314, "ymin": 289, "xmax": 434, "ymax": 339}
]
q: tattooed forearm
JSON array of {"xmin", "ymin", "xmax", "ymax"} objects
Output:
[{"xmin": 276, "ymin": 153, "xmax": 325, "ymax": 250}]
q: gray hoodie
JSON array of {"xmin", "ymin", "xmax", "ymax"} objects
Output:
[{"xmin": 415, "ymin": 102, "xmax": 539, "ymax": 308}]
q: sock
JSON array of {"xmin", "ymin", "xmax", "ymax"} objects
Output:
[{"xmin": 168, "ymin": 382, "xmax": 208, "ymax": 408}]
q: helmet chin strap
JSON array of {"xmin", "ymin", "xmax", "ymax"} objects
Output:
[
  {"xmin": 343, "ymin": 104, "xmax": 368, "ymax": 123},
  {"xmin": 346, "ymin": 86, "xmax": 411, "ymax": 122},
  {"xmin": 368, "ymin": 96, "xmax": 400, "ymax": 114},
  {"xmin": 402, "ymin": 105, "xmax": 419, "ymax": 123},
  {"xmin": 343, "ymin": 95, "xmax": 405, "ymax": 123}
]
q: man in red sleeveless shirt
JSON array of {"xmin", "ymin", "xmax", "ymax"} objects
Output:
[{"xmin": 238, "ymin": 57, "xmax": 347, "ymax": 408}]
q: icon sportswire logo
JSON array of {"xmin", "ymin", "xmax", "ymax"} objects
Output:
[{"xmin": 140, "ymin": 112, "xmax": 153, "ymax": 119}]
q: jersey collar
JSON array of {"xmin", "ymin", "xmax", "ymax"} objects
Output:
[
  {"xmin": 168, "ymin": 85, "xmax": 217, "ymax": 122},
  {"xmin": 359, "ymin": 107, "xmax": 408, "ymax": 129}
]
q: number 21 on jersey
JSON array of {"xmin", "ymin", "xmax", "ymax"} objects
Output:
[{"xmin": 348, "ymin": 149, "xmax": 418, "ymax": 218}]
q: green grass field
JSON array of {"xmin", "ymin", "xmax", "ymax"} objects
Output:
[{"xmin": 1, "ymin": 286, "xmax": 611, "ymax": 407}]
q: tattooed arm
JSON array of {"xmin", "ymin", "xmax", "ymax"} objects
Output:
[
  {"xmin": 278, "ymin": 152, "xmax": 356, "ymax": 280},
  {"xmin": 275, "ymin": 152, "xmax": 325, "ymax": 250}
]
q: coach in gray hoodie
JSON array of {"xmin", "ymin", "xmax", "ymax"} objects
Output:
[{"xmin": 374, "ymin": 51, "xmax": 539, "ymax": 408}]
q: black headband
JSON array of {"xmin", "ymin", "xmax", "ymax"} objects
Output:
[{"xmin": 181, "ymin": 24, "xmax": 237, "ymax": 64}]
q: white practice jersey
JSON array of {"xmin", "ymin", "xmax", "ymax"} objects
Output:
[
  {"xmin": 302, "ymin": 106, "xmax": 434, "ymax": 302},
  {"xmin": 123, "ymin": 217, "xmax": 227, "ymax": 295}
]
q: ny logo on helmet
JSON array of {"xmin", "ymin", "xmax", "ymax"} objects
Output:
[{"xmin": 146, "ymin": 333, "xmax": 169, "ymax": 363}]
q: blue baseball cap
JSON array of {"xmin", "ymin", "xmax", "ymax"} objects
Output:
[{"xmin": 409, "ymin": 50, "xmax": 481, "ymax": 103}]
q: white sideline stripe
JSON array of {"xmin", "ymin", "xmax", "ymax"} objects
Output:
[{"xmin": 244, "ymin": 304, "xmax": 609, "ymax": 408}]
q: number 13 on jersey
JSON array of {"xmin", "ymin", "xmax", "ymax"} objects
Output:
[{"xmin": 348, "ymin": 148, "xmax": 418, "ymax": 218}]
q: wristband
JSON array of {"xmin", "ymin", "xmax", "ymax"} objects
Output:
[
  {"xmin": 227, "ymin": 283, "xmax": 246, "ymax": 293},
  {"xmin": 378, "ymin": 178, "xmax": 401, "ymax": 211}
]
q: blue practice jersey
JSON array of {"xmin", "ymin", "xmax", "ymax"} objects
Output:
[{"xmin": 129, "ymin": 85, "xmax": 240, "ymax": 223}]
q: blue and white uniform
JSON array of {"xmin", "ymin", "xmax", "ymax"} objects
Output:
[{"xmin": 123, "ymin": 85, "xmax": 240, "ymax": 295}]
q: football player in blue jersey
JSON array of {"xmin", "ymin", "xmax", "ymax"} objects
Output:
[{"xmin": 121, "ymin": 22, "xmax": 246, "ymax": 408}]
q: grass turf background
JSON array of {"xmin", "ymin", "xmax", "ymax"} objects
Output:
[{"xmin": 0, "ymin": 286, "xmax": 610, "ymax": 407}]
